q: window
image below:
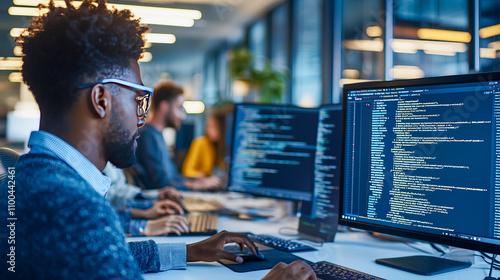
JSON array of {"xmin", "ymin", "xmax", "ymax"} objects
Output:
[
  {"xmin": 393, "ymin": 0, "xmax": 469, "ymax": 78},
  {"xmin": 249, "ymin": 20, "xmax": 267, "ymax": 71},
  {"xmin": 291, "ymin": 0, "xmax": 322, "ymax": 107},
  {"xmin": 270, "ymin": 3, "xmax": 290, "ymax": 103},
  {"xmin": 341, "ymin": 0, "xmax": 384, "ymax": 87},
  {"xmin": 480, "ymin": 0, "xmax": 500, "ymax": 72}
]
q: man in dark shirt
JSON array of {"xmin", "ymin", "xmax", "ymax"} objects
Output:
[
  {"xmin": 136, "ymin": 81, "xmax": 222, "ymax": 190},
  {"xmin": 3, "ymin": 0, "xmax": 315, "ymax": 279}
]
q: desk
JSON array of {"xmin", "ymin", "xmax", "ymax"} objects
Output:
[{"xmin": 128, "ymin": 217, "xmax": 492, "ymax": 280}]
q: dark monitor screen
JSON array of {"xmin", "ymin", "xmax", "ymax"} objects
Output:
[
  {"xmin": 299, "ymin": 105, "xmax": 342, "ymax": 242},
  {"xmin": 340, "ymin": 72, "xmax": 500, "ymax": 257},
  {"xmin": 229, "ymin": 104, "xmax": 318, "ymax": 201}
]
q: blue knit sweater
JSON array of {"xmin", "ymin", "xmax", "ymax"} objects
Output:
[{"xmin": 2, "ymin": 153, "xmax": 160, "ymax": 279}]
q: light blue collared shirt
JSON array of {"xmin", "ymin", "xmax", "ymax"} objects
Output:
[
  {"xmin": 27, "ymin": 130, "xmax": 111, "ymax": 196},
  {"xmin": 27, "ymin": 130, "xmax": 187, "ymax": 271}
]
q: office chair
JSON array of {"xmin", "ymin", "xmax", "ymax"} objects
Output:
[{"xmin": 0, "ymin": 147, "xmax": 20, "ymax": 184}]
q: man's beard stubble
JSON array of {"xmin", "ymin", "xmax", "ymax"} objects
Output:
[{"xmin": 104, "ymin": 107, "xmax": 138, "ymax": 169}]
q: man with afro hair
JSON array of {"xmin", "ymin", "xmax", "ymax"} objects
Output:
[{"xmin": 3, "ymin": 1, "xmax": 316, "ymax": 279}]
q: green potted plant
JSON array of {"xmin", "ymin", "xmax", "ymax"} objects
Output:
[{"xmin": 228, "ymin": 48, "xmax": 287, "ymax": 103}]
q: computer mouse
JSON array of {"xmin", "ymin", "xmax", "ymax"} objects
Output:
[
  {"xmin": 240, "ymin": 251, "xmax": 265, "ymax": 262},
  {"xmin": 239, "ymin": 246, "xmax": 265, "ymax": 262}
]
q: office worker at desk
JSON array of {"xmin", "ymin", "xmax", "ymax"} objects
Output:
[
  {"xmin": 8, "ymin": 1, "xmax": 315, "ymax": 279},
  {"xmin": 182, "ymin": 114, "xmax": 228, "ymax": 186},
  {"xmin": 135, "ymin": 82, "xmax": 222, "ymax": 191},
  {"xmin": 105, "ymin": 163, "xmax": 190, "ymax": 236},
  {"xmin": 105, "ymin": 162, "xmax": 183, "ymax": 209}
]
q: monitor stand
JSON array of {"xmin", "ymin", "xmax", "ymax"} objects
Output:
[{"xmin": 375, "ymin": 255, "xmax": 472, "ymax": 275}]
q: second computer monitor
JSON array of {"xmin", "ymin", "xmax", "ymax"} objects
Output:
[
  {"xmin": 298, "ymin": 104, "xmax": 343, "ymax": 242},
  {"xmin": 229, "ymin": 104, "xmax": 319, "ymax": 201}
]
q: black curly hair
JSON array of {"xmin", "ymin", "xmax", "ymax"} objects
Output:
[{"xmin": 16, "ymin": 0, "xmax": 150, "ymax": 118}]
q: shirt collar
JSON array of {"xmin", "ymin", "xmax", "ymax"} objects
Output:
[{"xmin": 27, "ymin": 130, "xmax": 111, "ymax": 196}]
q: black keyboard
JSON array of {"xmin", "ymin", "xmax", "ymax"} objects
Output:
[
  {"xmin": 312, "ymin": 261, "xmax": 385, "ymax": 280},
  {"xmin": 247, "ymin": 234, "xmax": 316, "ymax": 252}
]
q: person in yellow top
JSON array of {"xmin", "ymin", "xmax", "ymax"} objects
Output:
[{"xmin": 182, "ymin": 114, "xmax": 227, "ymax": 187}]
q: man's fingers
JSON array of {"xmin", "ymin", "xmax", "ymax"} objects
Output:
[
  {"xmin": 218, "ymin": 250, "xmax": 243, "ymax": 263},
  {"xmin": 223, "ymin": 233, "xmax": 258, "ymax": 256},
  {"xmin": 274, "ymin": 262, "xmax": 286, "ymax": 269},
  {"xmin": 165, "ymin": 221, "xmax": 188, "ymax": 234},
  {"xmin": 159, "ymin": 200, "xmax": 184, "ymax": 214},
  {"xmin": 289, "ymin": 260, "xmax": 317, "ymax": 280},
  {"xmin": 176, "ymin": 217, "xmax": 190, "ymax": 232}
]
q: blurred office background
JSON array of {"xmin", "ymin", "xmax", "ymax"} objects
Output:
[{"xmin": 0, "ymin": 0, "xmax": 499, "ymax": 156}]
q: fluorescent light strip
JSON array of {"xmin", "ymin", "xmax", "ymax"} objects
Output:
[
  {"xmin": 417, "ymin": 28, "xmax": 471, "ymax": 43},
  {"xmin": 145, "ymin": 33, "xmax": 176, "ymax": 44},
  {"xmin": 139, "ymin": 52, "xmax": 153, "ymax": 63},
  {"xmin": 140, "ymin": 16, "xmax": 194, "ymax": 27},
  {"xmin": 13, "ymin": 0, "xmax": 201, "ymax": 19},
  {"xmin": 0, "ymin": 57, "xmax": 23, "ymax": 71},
  {"xmin": 13, "ymin": 46, "xmax": 23, "ymax": 56},
  {"xmin": 11, "ymin": 26, "xmax": 175, "ymax": 45},
  {"xmin": 9, "ymin": 6, "xmax": 48, "ymax": 16},
  {"xmin": 480, "ymin": 24, "xmax": 500, "ymax": 39},
  {"xmin": 9, "ymin": 72, "xmax": 23, "ymax": 83},
  {"xmin": 183, "ymin": 101, "xmax": 205, "ymax": 114},
  {"xmin": 480, "ymin": 48, "xmax": 497, "ymax": 59},
  {"xmin": 10, "ymin": 28, "xmax": 25, "ymax": 37},
  {"xmin": 9, "ymin": 6, "xmax": 195, "ymax": 27}
]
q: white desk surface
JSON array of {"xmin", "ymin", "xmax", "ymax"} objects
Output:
[{"xmin": 127, "ymin": 215, "xmax": 493, "ymax": 280}]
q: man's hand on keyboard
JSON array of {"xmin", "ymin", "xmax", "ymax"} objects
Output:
[
  {"xmin": 184, "ymin": 176, "xmax": 222, "ymax": 191},
  {"xmin": 186, "ymin": 231, "xmax": 257, "ymax": 263},
  {"xmin": 131, "ymin": 199, "xmax": 184, "ymax": 220},
  {"xmin": 158, "ymin": 186, "xmax": 183, "ymax": 200},
  {"xmin": 142, "ymin": 215, "xmax": 189, "ymax": 236},
  {"xmin": 262, "ymin": 260, "xmax": 317, "ymax": 280}
]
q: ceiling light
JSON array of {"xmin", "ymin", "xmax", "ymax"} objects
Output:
[
  {"xmin": 488, "ymin": 41, "xmax": 500, "ymax": 51},
  {"xmin": 13, "ymin": 46, "xmax": 23, "ymax": 56},
  {"xmin": 343, "ymin": 39, "xmax": 384, "ymax": 52},
  {"xmin": 145, "ymin": 33, "xmax": 176, "ymax": 44},
  {"xmin": 480, "ymin": 24, "xmax": 500, "ymax": 39},
  {"xmin": 232, "ymin": 80, "xmax": 250, "ymax": 96},
  {"xmin": 0, "ymin": 57, "xmax": 23, "ymax": 71},
  {"xmin": 340, "ymin": 78, "xmax": 375, "ymax": 87},
  {"xmin": 139, "ymin": 52, "xmax": 152, "ymax": 63},
  {"xmin": 392, "ymin": 39, "xmax": 466, "ymax": 54},
  {"xmin": 13, "ymin": 0, "xmax": 201, "ymax": 20},
  {"xmin": 140, "ymin": 16, "xmax": 194, "ymax": 27},
  {"xmin": 9, "ymin": 6, "xmax": 48, "ymax": 16},
  {"xmin": 391, "ymin": 65, "xmax": 424, "ymax": 79},
  {"xmin": 392, "ymin": 40, "xmax": 418, "ymax": 53},
  {"xmin": 417, "ymin": 28, "xmax": 471, "ymax": 43},
  {"xmin": 480, "ymin": 48, "xmax": 496, "ymax": 59},
  {"xmin": 423, "ymin": 49, "xmax": 456, "ymax": 56},
  {"xmin": 10, "ymin": 28, "xmax": 25, "ymax": 37},
  {"xmin": 183, "ymin": 101, "xmax": 205, "ymax": 114},
  {"xmin": 342, "ymin": 69, "xmax": 360, "ymax": 79},
  {"xmin": 8, "ymin": 72, "xmax": 23, "ymax": 83},
  {"xmin": 366, "ymin": 26, "xmax": 382, "ymax": 37}
]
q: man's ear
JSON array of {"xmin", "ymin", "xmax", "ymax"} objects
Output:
[
  {"xmin": 159, "ymin": 100, "xmax": 170, "ymax": 114},
  {"xmin": 90, "ymin": 84, "xmax": 110, "ymax": 118}
]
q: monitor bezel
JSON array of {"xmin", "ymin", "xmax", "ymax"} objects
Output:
[
  {"xmin": 228, "ymin": 103, "xmax": 319, "ymax": 202},
  {"xmin": 339, "ymin": 71, "xmax": 500, "ymax": 254}
]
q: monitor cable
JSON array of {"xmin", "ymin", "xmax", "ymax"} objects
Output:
[{"xmin": 483, "ymin": 253, "xmax": 498, "ymax": 280}]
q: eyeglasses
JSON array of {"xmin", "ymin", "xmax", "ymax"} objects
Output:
[{"xmin": 77, "ymin": 78, "xmax": 154, "ymax": 119}]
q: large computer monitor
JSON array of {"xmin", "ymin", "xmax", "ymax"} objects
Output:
[
  {"xmin": 298, "ymin": 105, "xmax": 342, "ymax": 242},
  {"xmin": 229, "ymin": 104, "xmax": 318, "ymax": 201},
  {"xmin": 340, "ymin": 72, "xmax": 500, "ymax": 275}
]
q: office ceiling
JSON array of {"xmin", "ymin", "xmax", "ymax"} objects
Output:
[{"xmin": 0, "ymin": 0, "xmax": 283, "ymax": 114}]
